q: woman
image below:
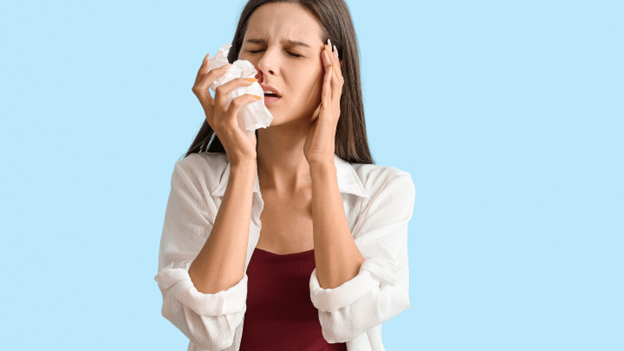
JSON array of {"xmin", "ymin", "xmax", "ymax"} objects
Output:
[{"xmin": 154, "ymin": 0, "xmax": 416, "ymax": 350}]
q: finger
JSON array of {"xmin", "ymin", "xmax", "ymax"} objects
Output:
[
  {"xmin": 196, "ymin": 64, "xmax": 232, "ymax": 97},
  {"xmin": 226, "ymin": 93, "xmax": 262, "ymax": 124},
  {"xmin": 333, "ymin": 45, "xmax": 343, "ymax": 77},
  {"xmin": 325, "ymin": 41, "xmax": 341, "ymax": 96},
  {"xmin": 326, "ymin": 39, "xmax": 340, "ymax": 77},
  {"xmin": 330, "ymin": 58, "xmax": 343, "ymax": 103},
  {"xmin": 192, "ymin": 53, "xmax": 211, "ymax": 99},
  {"xmin": 194, "ymin": 53, "xmax": 210, "ymax": 86},
  {"xmin": 322, "ymin": 45, "xmax": 333, "ymax": 106},
  {"xmin": 194, "ymin": 63, "xmax": 232, "ymax": 106},
  {"xmin": 331, "ymin": 74, "xmax": 343, "ymax": 104},
  {"xmin": 326, "ymin": 41, "xmax": 343, "ymax": 103},
  {"xmin": 198, "ymin": 63, "xmax": 232, "ymax": 93},
  {"xmin": 214, "ymin": 77, "xmax": 258, "ymax": 107}
]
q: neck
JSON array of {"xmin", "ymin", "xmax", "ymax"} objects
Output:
[{"xmin": 256, "ymin": 120, "xmax": 312, "ymax": 195}]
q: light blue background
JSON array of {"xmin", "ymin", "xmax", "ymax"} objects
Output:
[{"xmin": 1, "ymin": 0, "xmax": 622, "ymax": 350}]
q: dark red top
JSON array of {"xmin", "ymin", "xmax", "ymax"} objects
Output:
[{"xmin": 239, "ymin": 247, "xmax": 348, "ymax": 351}]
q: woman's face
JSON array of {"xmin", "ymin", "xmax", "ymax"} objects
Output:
[{"xmin": 239, "ymin": 2, "xmax": 326, "ymax": 127}]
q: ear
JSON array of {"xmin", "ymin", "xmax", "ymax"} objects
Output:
[{"xmin": 340, "ymin": 60, "xmax": 343, "ymax": 68}]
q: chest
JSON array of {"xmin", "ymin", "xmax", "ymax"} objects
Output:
[{"xmin": 256, "ymin": 191, "xmax": 315, "ymax": 255}]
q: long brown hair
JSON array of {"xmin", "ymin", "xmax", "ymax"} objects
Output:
[{"xmin": 182, "ymin": 0, "xmax": 374, "ymax": 165}]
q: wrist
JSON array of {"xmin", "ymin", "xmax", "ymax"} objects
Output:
[
  {"xmin": 309, "ymin": 161, "xmax": 336, "ymax": 177},
  {"xmin": 230, "ymin": 158, "xmax": 257, "ymax": 170},
  {"xmin": 230, "ymin": 160, "xmax": 257, "ymax": 178}
]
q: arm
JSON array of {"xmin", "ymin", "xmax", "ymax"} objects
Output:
[
  {"xmin": 305, "ymin": 41, "xmax": 414, "ymax": 343},
  {"xmin": 188, "ymin": 160, "xmax": 256, "ymax": 294},
  {"xmin": 154, "ymin": 160, "xmax": 256, "ymax": 350},
  {"xmin": 309, "ymin": 170, "xmax": 416, "ymax": 343},
  {"xmin": 310, "ymin": 162, "xmax": 365, "ymax": 289}
]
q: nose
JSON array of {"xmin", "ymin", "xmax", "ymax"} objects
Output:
[
  {"xmin": 255, "ymin": 67, "xmax": 276, "ymax": 84},
  {"xmin": 254, "ymin": 48, "xmax": 278, "ymax": 83}
]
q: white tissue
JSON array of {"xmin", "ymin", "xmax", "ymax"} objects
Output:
[{"xmin": 207, "ymin": 43, "xmax": 273, "ymax": 138}]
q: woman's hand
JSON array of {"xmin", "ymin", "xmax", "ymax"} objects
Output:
[
  {"xmin": 304, "ymin": 39, "xmax": 344, "ymax": 167},
  {"xmin": 192, "ymin": 53, "xmax": 261, "ymax": 166}
]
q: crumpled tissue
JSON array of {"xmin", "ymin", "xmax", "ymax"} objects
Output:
[{"xmin": 207, "ymin": 43, "xmax": 273, "ymax": 138}]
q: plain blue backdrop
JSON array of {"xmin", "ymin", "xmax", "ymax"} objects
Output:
[{"xmin": 1, "ymin": 0, "xmax": 622, "ymax": 350}]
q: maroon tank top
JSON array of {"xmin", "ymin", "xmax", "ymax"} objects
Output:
[{"xmin": 239, "ymin": 247, "xmax": 348, "ymax": 351}]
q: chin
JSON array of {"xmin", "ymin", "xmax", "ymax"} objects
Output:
[{"xmin": 265, "ymin": 112, "xmax": 309, "ymax": 129}]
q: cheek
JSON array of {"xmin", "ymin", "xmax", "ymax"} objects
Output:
[
  {"xmin": 237, "ymin": 51, "xmax": 253, "ymax": 64},
  {"xmin": 293, "ymin": 73, "xmax": 322, "ymax": 112},
  {"xmin": 298, "ymin": 67, "xmax": 324, "ymax": 101}
]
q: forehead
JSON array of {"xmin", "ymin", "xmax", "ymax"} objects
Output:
[{"xmin": 245, "ymin": 2, "xmax": 323, "ymax": 45}]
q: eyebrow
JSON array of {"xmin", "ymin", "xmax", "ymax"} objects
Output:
[{"xmin": 245, "ymin": 38, "xmax": 311, "ymax": 48}]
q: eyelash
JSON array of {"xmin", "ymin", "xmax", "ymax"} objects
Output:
[{"xmin": 248, "ymin": 49, "xmax": 302, "ymax": 58}]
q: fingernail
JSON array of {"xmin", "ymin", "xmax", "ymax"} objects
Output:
[
  {"xmin": 328, "ymin": 39, "xmax": 331, "ymax": 48},
  {"xmin": 253, "ymin": 95, "xmax": 261, "ymax": 100},
  {"xmin": 246, "ymin": 78, "xmax": 257, "ymax": 82},
  {"xmin": 333, "ymin": 45, "xmax": 338, "ymax": 58},
  {"xmin": 325, "ymin": 44, "xmax": 329, "ymax": 56}
]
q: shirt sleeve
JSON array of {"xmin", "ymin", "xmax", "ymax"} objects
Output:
[
  {"xmin": 153, "ymin": 161, "xmax": 247, "ymax": 351},
  {"xmin": 309, "ymin": 172, "xmax": 416, "ymax": 343}
]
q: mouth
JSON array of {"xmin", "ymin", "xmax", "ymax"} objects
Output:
[
  {"xmin": 263, "ymin": 94, "xmax": 280, "ymax": 105},
  {"xmin": 259, "ymin": 83, "xmax": 281, "ymax": 106}
]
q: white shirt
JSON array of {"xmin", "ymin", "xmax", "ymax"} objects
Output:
[{"xmin": 154, "ymin": 152, "xmax": 416, "ymax": 351}]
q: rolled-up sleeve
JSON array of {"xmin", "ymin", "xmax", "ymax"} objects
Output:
[
  {"xmin": 153, "ymin": 162, "xmax": 246, "ymax": 351},
  {"xmin": 309, "ymin": 173, "xmax": 416, "ymax": 343}
]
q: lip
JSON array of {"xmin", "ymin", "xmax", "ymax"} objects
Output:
[
  {"xmin": 263, "ymin": 95, "xmax": 280, "ymax": 106},
  {"xmin": 259, "ymin": 83, "xmax": 281, "ymax": 98}
]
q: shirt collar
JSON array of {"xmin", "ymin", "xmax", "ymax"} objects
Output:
[{"xmin": 210, "ymin": 154, "xmax": 369, "ymax": 198}]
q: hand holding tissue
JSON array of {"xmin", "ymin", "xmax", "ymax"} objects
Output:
[{"xmin": 207, "ymin": 43, "xmax": 273, "ymax": 138}]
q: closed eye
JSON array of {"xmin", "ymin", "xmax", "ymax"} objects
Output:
[{"xmin": 248, "ymin": 49, "xmax": 302, "ymax": 58}]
